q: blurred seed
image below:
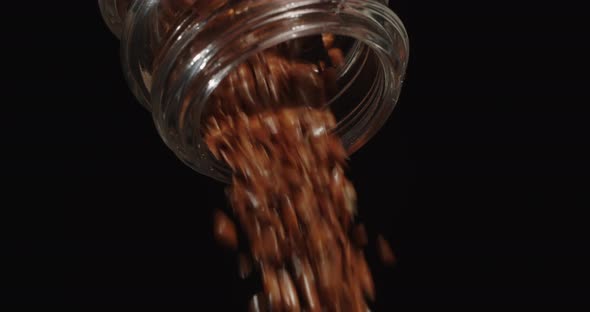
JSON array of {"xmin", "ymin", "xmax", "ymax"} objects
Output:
[
  {"xmin": 353, "ymin": 223, "xmax": 368, "ymax": 247},
  {"xmin": 328, "ymin": 48, "xmax": 345, "ymax": 67},
  {"xmin": 343, "ymin": 181, "xmax": 357, "ymax": 215},
  {"xmin": 278, "ymin": 270, "xmax": 301, "ymax": 312},
  {"xmin": 294, "ymin": 258, "xmax": 320, "ymax": 312},
  {"xmin": 280, "ymin": 195, "xmax": 299, "ymax": 235},
  {"xmin": 262, "ymin": 267, "xmax": 283, "ymax": 310},
  {"xmin": 235, "ymin": 62, "xmax": 258, "ymax": 110},
  {"xmin": 377, "ymin": 235, "xmax": 396, "ymax": 267},
  {"xmin": 249, "ymin": 292, "xmax": 269, "ymax": 312},
  {"xmin": 213, "ymin": 210, "xmax": 238, "ymax": 250},
  {"xmin": 357, "ymin": 251, "xmax": 375, "ymax": 301},
  {"xmin": 322, "ymin": 33, "xmax": 335, "ymax": 49},
  {"xmin": 261, "ymin": 114, "xmax": 279, "ymax": 135},
  {"xmin": 262, "ymin": 226, "xmax": 281, "ymax": 262}
]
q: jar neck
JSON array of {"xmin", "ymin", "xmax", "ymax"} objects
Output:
[{"xmin": 146, "ymin": 0, "xmax": 408, "ymax": 182}]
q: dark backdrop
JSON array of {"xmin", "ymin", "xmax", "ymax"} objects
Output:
[{"xmin": 1, "ymin": 0, "xmax": 589, "ymax": 308}]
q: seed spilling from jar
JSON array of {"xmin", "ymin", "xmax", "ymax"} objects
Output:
[
  {"xmin": 207, "ymin": 106, "xmax": 377, "ymax": 311},
  {"xmin": 105, "ymin": 0, "xmax": 399, "ymax": 309},
  {"xmin": 202, "ymin": 36, "xmax": 390, "ymax": 309}
]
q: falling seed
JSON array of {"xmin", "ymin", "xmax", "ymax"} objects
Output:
[
  {"xmin": 278, "ymin": 269, "xmax": 301, "ymax": 311},
  {"xmin": 328, "ymin": 48, "xmax": 345, "ymax": 67},
  {"xmin": 377, "ymin": 235, "xmax": 396, "ymax": 267},
  {"xmin": 322, "ymin": 33, "xmax": 335, "ymax": 49},
  {"xmin": 263, "ymin": 267, "xmax": 283, "ymax": 310},
  {"xmin": 249, "ymin": 293, "xmax": 268, "ymax": 312},
  {"xmin": 213, "ymin": 210, "xmax": 238, "ymax": 250},
  {"xmin": 357, "ymin": 251, "xmax": 375, "ymax": 301},
  {"xmin": 353, "ymin": 224, "xmax": 368, "ymax": 247}
]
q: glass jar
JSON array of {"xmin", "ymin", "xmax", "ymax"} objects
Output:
[{"xmin": 99, "ymin": 0, "xmax": 409, "ymax": 182}]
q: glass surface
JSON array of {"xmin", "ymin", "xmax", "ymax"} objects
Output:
[{"xmin": 99, "ymin": 0, "xmax": 409, "ymax": 182}]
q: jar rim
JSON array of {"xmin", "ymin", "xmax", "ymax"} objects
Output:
[{"xmin": 151, "ymin": 0, "xmax": 409, "ymax": 182}]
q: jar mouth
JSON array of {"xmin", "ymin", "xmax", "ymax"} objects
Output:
[{"xmin": 151, "ymin": 0, "xmax": 409, "ymax": 183}]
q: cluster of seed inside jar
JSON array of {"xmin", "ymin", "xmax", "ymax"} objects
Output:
[{"xmin": 201, "ymin": 28, "xmax": 397, "ymax": 310}]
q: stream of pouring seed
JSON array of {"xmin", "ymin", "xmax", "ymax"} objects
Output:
[
  {"xmin": 204, "ymin": 36, "xmax": 390, "ymax": 311},
  {"xmin": 110, "ymin": 1, "xmax": 396, "ymax": 310}
]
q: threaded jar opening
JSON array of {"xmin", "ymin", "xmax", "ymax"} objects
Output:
[{"xmin": 151, "ymin": 0, "xmax": 408, "ymax": 182}]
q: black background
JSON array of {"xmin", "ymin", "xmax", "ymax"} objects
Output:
[{"xmin": 2, "ymin": 0, "xmax": 589, "ymax": 308}]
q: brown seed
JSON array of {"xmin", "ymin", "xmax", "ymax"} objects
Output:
[
  {"xmin": 328, "ymin": 138, "xmax": 348, "ymax": 163},
  {"xmin": 322, "ymin": 33, "xmax": 335, "ymax": 49},
  {"xmin": 219, "ymin": 149, "xmax": 236, "ymax": 171},
  {"xmin": 278, "ymin": 270, "xmax": 301, "ymax": 312},
  {"xmin": 328, "ymin": 48, "xmax": 345, "ymax": 67},
  {"xmin": 280, "ymin": 195, "xmax": 299, "ymax": 235},
  {"xmin": 235, "ymin": 62, "xmax": 258, "ymax": 110},
  {"xmin": 342, "ymin": 180, "xmax": 357, "ymax": 216},
  {"xmin": 261, "ymin": 226, "xmax": 281, "ymax": 262},
  {"xmin": 293, "ymin": 258, "xmax": 320, "ymax": 312},
  {"xmin": 316, "ymin": 256, "xmax": 336, "ymax": 304},
  {"xmin": 261, "ymin": 114, "xmax": 280, "ymax": 135},
  {"xmin": 250, "ymin": 54, "xmax": 272, "ymax": 105},
  {"xmin": 350, "ymin": 283, "xmax": 368, "ymax": 312},
  {"xmin": 353, "ymin": 224, "xmax": 368, "ymax": 247},
  {"xmin": 357, "ymin": 251, "xmax": 375, "ymax": 301},
  {"xmin": 293, "ymin": 189, "xmax": 314, "ymax": 224},
  {"xmin": 265, "ymin": 54, "xmax": 291, "ymax": 104},
  {"xmin": 213, "ymin": 210, "xmax": 238, "ymax": 250},
  {"xmin": 249, "ymin": 292, "xmax": 269, "ymax": 312},
  {"xmin": 307, "ymin": 221, "xmax": 325, "ymax": 256},
  {"xmin": 283, "ymin": 166, "xmax": 304, "ymax": 187},
  {"xmin": 262, "ymin": 267, "xmax": 283, "ymax": 311},
  {"xmin": 377, "ymin": 235, "xmax": 396, "ymax": 267}
]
